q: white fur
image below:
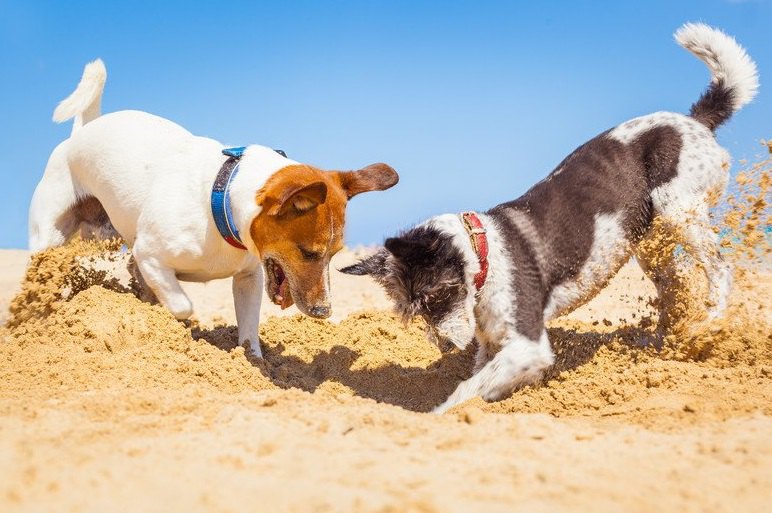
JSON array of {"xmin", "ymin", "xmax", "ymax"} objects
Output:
[
  {"xmin": 435, "ymin": 330, "xmax": 553, "ymax": 414},
  {"xmin": 648, "ymin": 117, "xmax": 733, "ymax": 319},
  {"xmin": 29, "ymin": 61, "xmax": 303, "ymax": 355},
  {"xmin": 52, "ymin": 59, "xmax": 106, "ymax": 135},
  {"xmin": 470, "ymin": 215, "xmax": 519, "ymax": 367},
  {"xmin": 608, "ymin": 112, "xmax": 666, "ymax": 144},
  {"xmin": 675, "ymin": 22, "xmax": 759, "ymax": 112},
  {"xmin": 424, "ymin": 213, "xmax": 521, "ymax": 357},
  {"xmin": 544, "ymin": 212, "xmax": 630, "ymax": 319},
  {"xmin": 424, "ymin": 214, "xmax": 480, "ymax": 349}
]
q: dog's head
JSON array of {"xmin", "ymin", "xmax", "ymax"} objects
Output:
[
  {"xmin": 340, "ymin": 222, "xmax": 477, "ymax": 349},
  {"xmin": 250, "ymin": 162, "xmax": 398, "ymax": 319}
]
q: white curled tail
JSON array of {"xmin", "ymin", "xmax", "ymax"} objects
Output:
[
  {"xmin": 52, "ymin": 59, "xmax": 107, "ymax": 135},
  {"xmin": 675, "ymin": 23, "xmax": 758, "ymax": 131}
]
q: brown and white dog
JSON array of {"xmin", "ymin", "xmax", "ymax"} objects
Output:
[
  {"xmin": 29, "ymin": 60, "xmax": 398, "ymax": 356},
  {"xmin": 342, "ymin": 23, "xmax": 758, "ymax": 412}
]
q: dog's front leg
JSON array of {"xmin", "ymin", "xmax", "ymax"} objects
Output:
[
  {"xmin": 434, "ymin": 331, "xmax": 554, "ymax": 414},
  {"xmin": 232, "ymin": 269, "xmax": 264, "ymax": 357},
  {"xmin": 133, "ymin": 248, "xmax": 193, "ymax": 320},
  {"xmin": 473, "ymin": 337, "xmax": 498, "ymax": 373},
  {"xmin": 127, "ymin": 256, "xmax": 159, "ymax": 304}
]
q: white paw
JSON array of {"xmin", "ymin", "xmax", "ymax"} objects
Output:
[
  {"xmin": 433, "ymin": 395, "xmax": 462, "ymax": 415},
  {"xmin": 168, "ymin": 299, "xmax": 193, "ymax": 320},
  {"xmin": 248, "ymin": 340, "xmax": 263, "ymax": 358},
  {"xmin": 432, "ymin": 403, "xmax": 451, "ymax": 415},
  {"xmin": 705, "ymin": 305, "xmax": 726, "ymax": 321}
]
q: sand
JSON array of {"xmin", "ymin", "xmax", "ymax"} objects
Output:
[{"xmin": 0, "ymin": 154, "xmax": 770, "ymax": 512}]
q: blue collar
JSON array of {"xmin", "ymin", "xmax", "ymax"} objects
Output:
[{"xmin": 211, "ymin": 147, "xmax": 287, "ymax": 250}]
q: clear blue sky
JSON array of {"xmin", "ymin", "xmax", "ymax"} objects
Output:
[{"xmin": 1, "ymin": 0, "xmax": 769, "ymax": 249}]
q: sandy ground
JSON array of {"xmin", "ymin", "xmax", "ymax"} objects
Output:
[{"xmin": 0, "ymin": 236, "xmax": 770, "ymax": 513}]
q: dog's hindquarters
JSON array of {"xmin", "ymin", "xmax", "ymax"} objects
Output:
[
  {"xmin": 642, "ymin": 21, "xmax": 758, "ymax": 322},
  {"xmin": 620, "ymin": 21, "xmax": 760, "ymax": 332},
  {"xmin": 28, "ymin": 141, "xmax": 86, "ymax": 251},
  {"xmin": 29, "ymin": 60, "xmax": 110, "ymax": 252},
  {"xmin": 29, "ymin": 151, "xmax": 116, "ymax": 251}
]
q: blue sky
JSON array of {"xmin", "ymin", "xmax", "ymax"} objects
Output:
[{"xmin": 1, "ymin": 0, "xmax": 769, "ymax": 249}]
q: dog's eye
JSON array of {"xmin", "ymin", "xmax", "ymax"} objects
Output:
[{"xmin": 298, "ymin": 246, "xmax": 323, "ymax": 261}]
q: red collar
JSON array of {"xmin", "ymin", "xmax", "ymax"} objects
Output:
[{"xmin": 460, "ymin": 212, "xmax": 489, "ymax": 292}]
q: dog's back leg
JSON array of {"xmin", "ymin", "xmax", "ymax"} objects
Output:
[
  {"xmin": 635, "ymin": 205, "xmax": 731, "ymax": 341},
  {"xmin": 73, "ymin": 196, "xmax": 119, "ymax": 243},
  {"xmin": 634, "ymin": 229, "xmax": 684, "ymax": 341},
  {"xmin": 28, "ymin": 144, "xmax": 82, "ymax": 252},
  {"xmin": 679, "ymin": 210, "xmax": 732, "ymax": 319}
]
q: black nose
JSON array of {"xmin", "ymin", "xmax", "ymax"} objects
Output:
[{"xmin": 310, "ymin": 305, "xmax": 331, "ymax": 318}]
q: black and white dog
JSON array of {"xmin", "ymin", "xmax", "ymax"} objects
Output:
[{"xmin": 341, "ymin": 23, "xmax": 759, "ymax": 413}]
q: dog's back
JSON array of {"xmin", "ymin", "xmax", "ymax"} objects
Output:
[
  {"xmin": 32, "ymin": 61, "xmax": 226, "ymax": 248},
  {"xmin": 65, "ymin": 110, "xmax": 223, "ymax": 243}
]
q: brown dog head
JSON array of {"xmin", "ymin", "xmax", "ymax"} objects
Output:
[{"xmin": 250, "ymin": 162, "xmax": 398, "ymax": 318}]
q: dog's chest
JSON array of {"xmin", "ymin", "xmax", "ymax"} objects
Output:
[{"xmin": 173, "ymin": 249, "xmax": 259, "ymax": 282}]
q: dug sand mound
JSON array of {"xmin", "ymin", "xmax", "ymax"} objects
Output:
[
  {"xmin": 0, "ymin": 149, "xmax": 770, "ymax": 512},
  {"xmin": 2, "ymin": 240, "xmax": 275, "ymax": 402}
]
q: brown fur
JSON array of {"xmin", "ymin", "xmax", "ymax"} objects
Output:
[{"xmin": 250, "ymin": 163, "xmax": 398, "ymax": 313}]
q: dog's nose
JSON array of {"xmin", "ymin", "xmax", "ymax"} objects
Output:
[{"xmin": 309, "ymin": 304, "xmax": 331, "ymax": 318}]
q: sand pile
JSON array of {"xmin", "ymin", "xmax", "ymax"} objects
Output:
[
  {"xmin": 1, "ymin": 238, "xmax": 467, "ymax": 412},
  {"xmin": 5, "ymin": 238, "xmax": 126, "ymax": 328},
  {"xmin": 2, "ymin": 207, "xmax": 769, "ymax": 425},
  {"xmin": 258, "ymin": 259, "xmax": 770, "ymax": 424},
  {"xmin": 481, "ymin": 276, "xmax": 771, "ymax": 424},
  {"xmin": 1, "ymin": 241, "xmax": 277, "ymax": 408}
]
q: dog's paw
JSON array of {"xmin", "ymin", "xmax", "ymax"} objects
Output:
[
  {"xmin": 432, "ymin": 403, "xmax": 451, "ymax": 415},
  {"xmin": 247, "ymin": 339, "xmax": 263, "ymax": 359},
  {"xmin": 433, "ymin": 396, "xmax": 463, "ymax": 415}
]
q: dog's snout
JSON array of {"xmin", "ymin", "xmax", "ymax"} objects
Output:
[{"xmin": 309, "ymin": 304, "xmax": 331, "ymax": 319}]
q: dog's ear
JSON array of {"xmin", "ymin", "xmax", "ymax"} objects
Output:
[
  {"xmin": 337, "ymin": 163, "xmax": 399, "ymax": 199},
  {"xmin": 267, "ymin": 181, "xmax": 327, "ymax": 216},
  {"xmin": 339, "ymin": 250, "xmax": 389, "ymax": 277},
  {"xmin": 384, "ymin": 236, "xmax": 431, "ymax": 260}
]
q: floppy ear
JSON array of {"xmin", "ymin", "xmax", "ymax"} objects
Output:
[
  {"xmin": 384, "ymin": 236, "xmax": 430, "ymax": 260},
  {"xmin": 339, "ymin": 250, "xmax": 389, "ymax": 277},
  {"xmin": 338, "ymin": 163, "xmax": 399, "ymax": 199},
  {"xmin": 267, "ymin": 181, "xmax": 327, "ymax": 216}
]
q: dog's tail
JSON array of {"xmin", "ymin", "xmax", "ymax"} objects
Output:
[
  {"xmin": 52, "ymin": 59, "xmax": 107, "ymax": 135},
  {"xmin": 675, "ymin": 23, "xmax": 758, "ymax": 132}
]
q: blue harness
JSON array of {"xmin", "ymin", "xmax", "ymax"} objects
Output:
[{"xmin": 211, "ymin": 146, "xmax": 287, "ymax": 250}]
